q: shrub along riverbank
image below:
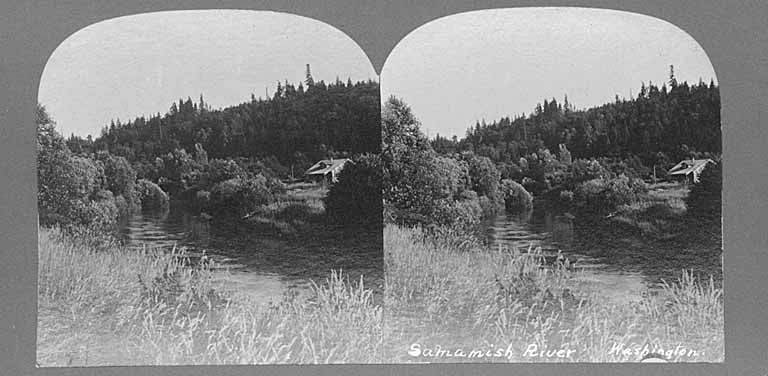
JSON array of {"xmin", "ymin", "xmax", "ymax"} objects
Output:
[
  {"xmin": 575, "ymin": 160, "xmax": 722, "ymax": 255},
  {"xmin": 383, "ymin": 225, "xmax": 723, "ymax": 362},
  {"xmin": 37, "ymin": 227, "xmax": 383, "ymax": 366}
]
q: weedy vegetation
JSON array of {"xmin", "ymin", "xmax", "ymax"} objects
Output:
[
  {"xmin": 383, "ymin": 225, "xmax": 723, "ymax": 362},
  {"xmin": 37, "ymin": 227, "xmax": 383, "ymax": 366}
]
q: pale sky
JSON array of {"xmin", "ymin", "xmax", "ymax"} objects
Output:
[
  {"xmin": 39, "ymin": 10, "xmax": 377, "ymax": 137},
  {"xmin": 381, "ymin": 7, "xmax": 718, "ymax": 138}
]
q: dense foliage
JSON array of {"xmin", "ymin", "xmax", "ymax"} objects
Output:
[
  {"xmin": 685, "ymin": 161, "xmax": 722, "ymax": 224},
  {"xmin": 500, "ymin": 179, "xmax": 533, "ymax": 211},
  {"xmin": 434, "ymin": 73, "xmax": 721, "ymax": 166},
  {"xmin": 135, "ymin": 179, "xmax": 169, "ymax": 210},
  {"xmin": 41, "ymin": 72, "xmax": 382, "ymax": 236},
  {"xmin": 67, "ymin": 76, "xmax": 380, "ymax": 175},
  {"xmin": 573, "ymin": 175, "xmax": 646, "ymax": 215},
  {"xmin": 37, "ymin": 105, "xmax": 121, "ymax": 234},
  {"xmin": 428, "ymin": 72, "xmax": 720, "ymax": 217},
  {"xmin": 382, "ymin": 97, "xmax": 512, "ymax": 231},
  {"xmin": 206, "ymin": 175, "xmax": 277, "ymax": 217},
  {"xmin": 39, "ymin": 106, "xmax": 290, "ymax": 235},
  {"xmin": 324, "ymin": 154, "xmax": 382, "ymax": 225},
  {"xmin": 433, "ymin": 72, "xmax": 720, "ymax": 182}
]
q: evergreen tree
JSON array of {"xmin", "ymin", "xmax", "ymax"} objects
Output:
[{"xmin": 305, "ymin": 63, "xmax": 315, "ymax": 87}]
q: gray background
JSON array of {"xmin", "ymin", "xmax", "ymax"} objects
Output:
[{"xmin": 1, "ymin": 0, "xmax": 765, "ymax": 375}]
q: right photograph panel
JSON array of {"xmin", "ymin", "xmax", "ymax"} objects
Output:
[{"xmin": 381, "ymin": 7, "xmax": 722, "ymax": 363}]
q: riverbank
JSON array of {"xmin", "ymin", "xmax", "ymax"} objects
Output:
[
  {"xmin": 222, "ymin": 181, "xmax": 384, "ymax": 300},
  {"xmin": 607, "ymin": 182, "xmax": 688, "ymax": 237},
  {"xmin": 594, "ymin": 181, "xmax": 722, "ymax": 262},
  {"xmin": 241, "ymin": 182, "xmax": 327, "ymax": 237},
  {"xmin": 383, "ymin": 224, "xmax": 723, "ymax": 362},
  {"xmin": 37, "ymin": 227, "xmax": 383, "ymax": 366}
]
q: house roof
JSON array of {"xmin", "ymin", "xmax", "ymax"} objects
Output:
[
  {"xmin": 304, "ymin": 158, "xmax": 351, "ymax": 175},
  {"xmin": 668, "ymin": 159, "xmax": 713, "ymax": 175}
]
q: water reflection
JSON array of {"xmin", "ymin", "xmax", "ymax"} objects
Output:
[
  {"xmin": 118, "ymin": 206, "xmax": 383, "ymax": 306},
  {"xmin": 484, "ymin": 206, "xmax": 720, "ymax": 303}
]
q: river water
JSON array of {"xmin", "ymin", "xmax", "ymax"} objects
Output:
[
  {"xmin": 118, "ymin": 207, "xmax": 384, "ymax": 305},
  {"xmin": 118, "ymin": 203, "xmax": 720, "ymax": 307},
  {"xmin": 484, "ymin": 206, "xmax": 722, "ymax": 304}
]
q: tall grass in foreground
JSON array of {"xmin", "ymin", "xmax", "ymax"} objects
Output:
[
  {"xmin": 384, "ymin": 225, "xmax": 723, "ymax": 362},
  {"xmin": 37, "ymin": 227, "xmax": 381, "ymax": 366},
  {"xmin": 37, "ymin": 223, "xmax": 723, "ymax": 365}
]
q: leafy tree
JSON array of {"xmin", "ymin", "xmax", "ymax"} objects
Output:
[
  {"xmin": 463, "ymin": 152, "xmax": 500, "ymax": 198},
  {"xmin": 324, "ymin": 154, "xmax": 382, "ymax": 225},
  {"xmin": 136, "ymin": 179, "xmax": 169, "ymax": 210},
  {"xmin": 382, "ymin": 97, "xmax": 484, "ymax": 229},
  {"xmin": 208, "ymin": 175, "xmax": 274, "ymax": 217},
  {"xmin": 573, "ymin": 175, "xmax": 644, "ymax": 215},
  {"xmin": 95, "ymin": 151, "xmax": 139, "ymax": 209},
  {"xmin": 38, "ymin": 104, "xmax": 117, "ymax": 230},
  {"xmin": 501, "ymin": 179, "xmax": 533, "ymax": 212},
  {"xmin": 37, "ymin": 104, "xmax": 71, "ymax": 220},
  {"xmin": 461, "ymin": 152, "xmax": 504, "ymax": 217},
  {"xmin": 685, "ymin": 161, "xmax": 722, "ymax": 223},
  {"xmin": 382, "ymin": 96, "xmax": 433, "ymax": 202},
  {"xmin": 203, "ymin": 159, "xmax": 248, "ymax": 186},
  {"xmin": 156, "ymin": 148, "xmax": 200, "ymax": 196}
]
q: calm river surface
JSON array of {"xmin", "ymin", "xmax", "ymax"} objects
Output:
[
  {"xmin": 119, "ymin": 204, "xmax": 720, "ymax": 307},
  {"xmin": 484, "ymin": 205, "xmax": 722, "ymax": 304},
  {"xmin": 119, "ymin": 207, "xmax": 383, "ymax": 305}
]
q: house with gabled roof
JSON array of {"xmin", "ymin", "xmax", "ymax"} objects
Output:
[
  {"xmin": 667, "ymin": 158, "xmax": 714, "ymax": 184},
  {"xmin": 304, "ymin": 158, "xmax": 352, "ymax": 185}
]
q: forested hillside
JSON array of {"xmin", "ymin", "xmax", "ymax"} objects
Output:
[
  {"xmin": 40, "ymin": 73, "xmax": 381, "ymax": 234},
  {"xmin": 67, "ymin": 75, "xmax": 380, "ymax": 176},
  {"xmin": 433, "ymin": 70, "xmax": 720, "ymax": 179},
  {"xmin": 382, "ymin": 70, "xmax": 721, "ymax": 237}
]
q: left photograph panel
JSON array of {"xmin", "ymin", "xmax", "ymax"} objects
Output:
[{"xmin": 36, "ymin": 10, "xmax": 382, "ymax": 366}]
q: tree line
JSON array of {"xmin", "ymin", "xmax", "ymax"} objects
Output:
[
  {"xmin": 381, "ymin": 71, "xmax": 721, "ymax": 237},
  {"xmin": 433, "ymin": 68, "xmax": 720, "ymax": 181},
  {"xmin": 38, "ymin": 71, "xmax": 382, "ymax": 238},
  {"xmin": 67, "ymin": 73, "xmax": 380, "ymax": 179}
]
